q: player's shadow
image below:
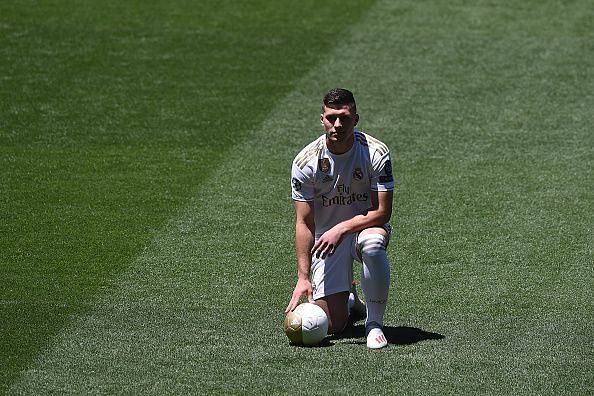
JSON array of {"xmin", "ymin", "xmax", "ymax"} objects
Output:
[{"xmin": 332, "ymin": 324, "xmax": 445, "ymax": 345}]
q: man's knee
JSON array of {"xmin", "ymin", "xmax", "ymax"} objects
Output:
[{"xmin": 357, "ymin": 231, "xmax": 388, "ymax": 258}]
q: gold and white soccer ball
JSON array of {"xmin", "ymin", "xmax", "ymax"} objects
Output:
[{"xmin": 283, "ymin": 302, "xmax": 329, "ymax": 346}]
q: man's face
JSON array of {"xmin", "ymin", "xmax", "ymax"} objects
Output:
[{"xmin": 320, "ymin": 105, "xmax": 359, "ymax": 146}]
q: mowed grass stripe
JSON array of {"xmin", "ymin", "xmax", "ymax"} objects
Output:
[
  {"xmin": 7, "ymin": 52, "xmax": 349, "ymax": 396},
  {"xmin": 11, "ymin": 0, "xmax": 594, "ymax": 394}
]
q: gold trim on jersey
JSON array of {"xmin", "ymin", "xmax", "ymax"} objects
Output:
[
  {"xmin": 294, "ymin": 137, "xmax": 324, "ymax": 169},
  {"xmin": 356, "ymin": 132, "xmax": 389, "ymax": 157}
]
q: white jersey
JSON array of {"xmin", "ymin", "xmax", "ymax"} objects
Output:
[{"xmin": 291, "ymin": 131, "xmax": 394, "ymax": 238}]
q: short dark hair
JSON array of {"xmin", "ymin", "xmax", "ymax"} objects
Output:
[{"xmin": 323, "ymin": 88, "xmax": 357, "ymax": 114}]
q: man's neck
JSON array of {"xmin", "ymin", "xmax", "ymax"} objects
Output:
[{"xmin": 326, "ymin": 134, "xmax": 355, "ymax": 155}]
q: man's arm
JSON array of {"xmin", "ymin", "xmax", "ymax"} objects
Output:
[
  {"xmin": 285, "ymin": 200, "xmax": 316, "ymax": 313},
  {"xmin": 311, "ymin": 190, "xmax": 393, "ymax": 258}
]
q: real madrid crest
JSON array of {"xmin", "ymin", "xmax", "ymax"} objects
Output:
[
  {"xmin": 318, "ymin": 158, "xmax": 331, "ymax": 173},
  {"xmin": 353, "ymin": 167, "xmax": 363, "ymax": 180}
]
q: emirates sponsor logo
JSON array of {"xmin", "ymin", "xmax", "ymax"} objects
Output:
[{"xmin": 322, "ymin": 184, "xmax": 368, "ymax": 207}]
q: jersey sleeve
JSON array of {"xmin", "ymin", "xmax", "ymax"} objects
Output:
[
  {"xmin": 370, "ymin": 151, "xmax": 394, "ymax": 191},
  {"xmin": 291, "ymin": 161, "xmax": 315, "ymax": 201}
]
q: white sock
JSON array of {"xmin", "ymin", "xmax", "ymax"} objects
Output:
[{"xmin": 358, "ymin": 233, "xmax": 390, "ymax": 328}]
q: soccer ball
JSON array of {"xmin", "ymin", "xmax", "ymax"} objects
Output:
[{"xmin": 283, "ymin": 302, "xmax": 328, "ymax": 346}]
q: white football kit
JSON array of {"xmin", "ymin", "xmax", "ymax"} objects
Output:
[{"xmin": 291, "ymin": 131, "xmax": 394, "ymax": 299}]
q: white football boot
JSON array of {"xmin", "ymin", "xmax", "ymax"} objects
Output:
[
  {"xmin": 366, "ymin": 322, "xmax": 388, "ymax": 349},
  {"xmin": 348, "ymin": 281, "xmax": 366, "ymax": 322}
]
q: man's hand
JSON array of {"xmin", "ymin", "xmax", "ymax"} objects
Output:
[
  {"xmin": 311, "ymin": 226, "xmax": 346, "ymax": 259},
  {"xmin": 285, "ymin": 278, "xmax": 314, "ymax": 313}
]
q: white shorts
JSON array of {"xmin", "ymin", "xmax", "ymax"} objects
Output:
[{"xmin": 310, "ymin": 225, "xmax": 391, "ymax": 300}]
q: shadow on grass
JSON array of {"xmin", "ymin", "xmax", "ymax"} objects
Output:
[{"xmin": 331, "ymin": 324, "xmax": 445, "ymax": 346}]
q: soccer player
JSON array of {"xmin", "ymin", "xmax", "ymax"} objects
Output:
[{"xmin": 285, "ymin": 88, "xmax": 394, "ymax": 349}]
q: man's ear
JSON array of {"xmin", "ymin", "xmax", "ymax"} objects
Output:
[{"xmin": 354, "ymin": 114, "xmax": 360, "ymax": 126}]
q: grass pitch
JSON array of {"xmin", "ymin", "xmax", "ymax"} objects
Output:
[{"xmin": 1, "ymin": 0, "xmax": 593, "ymax": 394}]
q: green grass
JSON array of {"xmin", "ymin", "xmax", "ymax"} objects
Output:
[
  {"xmin": 2, "ymin": 0, "xmax": 593, "ymax": 394},
  {"xmin": 0, "ymin": 0, "xmax": 376, "ymax": 391}
]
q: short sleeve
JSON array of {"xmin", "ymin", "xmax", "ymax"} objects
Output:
[
  {"xmin": 371, "ymin": 152, "xmax": 394, "ymax": 191},
  {"xmin": 291, "ymin": 162, "xmax": 315, "ymax": 201}
]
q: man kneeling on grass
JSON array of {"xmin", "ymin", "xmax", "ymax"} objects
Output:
[{"xmin": 285, "ymin": 88, "xmax": 394, "ymax": 349}]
